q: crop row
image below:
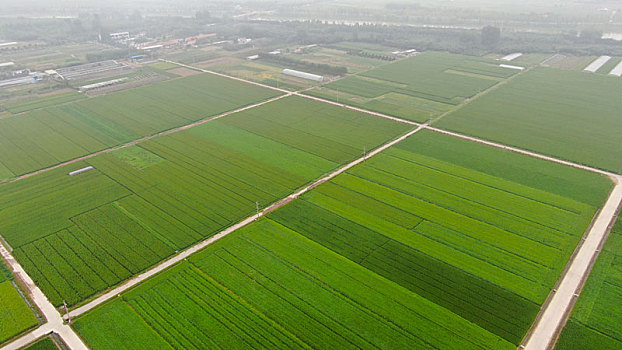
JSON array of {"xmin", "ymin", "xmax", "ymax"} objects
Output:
[
  {"xmin": 556, "ymin": 218, "xmax": 622, "ymax": 349},
  {"xmin": 436, "ymin": 67, "xmax": 622, "ymax": 174},
  {"xmin": 0, "ymin": 281, "xmax": 39, "ymax": 344},
  {"xmin": 72, "ymin": 202, "xmax": 514, "ymax": 349},
  {"xmin": 360, "ymin": 52, "xmax": 511, "ymax": 100},
  {"xmin": 188, "ymin": 121, "xmax": 337, "ymax": 181},
  {"xmin": 394, "ymin": 130, "xmax": 612, "ymax": 208},
  {"xmin": 124, "ymin": 267, "xmax": 306, "ymax": 349},
  {"xmin": 333, "ymin": 173, "xmax": 556, "ymax": 283},
  {"xmin": 190, "ymin": 221, "xmax": 514, "ymax": 349},
  {"xmin": 14, "ymin": 204, "xmax": 174, "ymax": 306},
  {"xmin": 270, "ymin": 199, "xmax": 538, "ymax": 344}
]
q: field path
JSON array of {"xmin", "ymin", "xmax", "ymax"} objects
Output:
[
  {"xmin": 522, "ymin": 176, "xmax": 622, "ymax": 350},
  {"xmin": 0, "ymin": 242, "xmax": 88, "ymax": 350}
]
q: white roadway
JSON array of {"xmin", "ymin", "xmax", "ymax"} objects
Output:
[
  {"xmin": 523, "ymin": 176, "xmax": 622, "ymax": 349},
  {"xmin": 1, "ymin": 60, "xmax": 621, "ymax": 350}
]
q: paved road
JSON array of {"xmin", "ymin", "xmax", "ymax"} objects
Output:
[
  {"xmin": 0, "ymin": 242, "xmax": 88, "ymax": 350},
  {"xmin": 523, "ymin": 176, "xmax": 622, "ymax": 349}
]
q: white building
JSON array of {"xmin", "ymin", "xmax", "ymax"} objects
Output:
[
  {"xmin": 110, "ymin": 32, "xmax": 130, "ymax": 42},
  {"xmin": 283, "ymin": 69, "xmax": 324, "ymax": 82}
]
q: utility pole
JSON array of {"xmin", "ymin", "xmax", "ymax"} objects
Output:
[
  {"xmin": 63, "ymin": 300, "xmax": 70, "ymax": 324},
  {"xmin": 255, "ymin": 201, "xmax": 260, "ymax": 220},
  {"xmin": 363, "ymin": 146, "xmax": 366, "ymax": 160}
]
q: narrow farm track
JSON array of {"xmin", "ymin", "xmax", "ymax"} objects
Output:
[
  {"xmin": 64, "ymin": 124, "xmax": 426, "ymax": 320},
  {"xmin": 523, "ymin": 177, "xmax": 622, "ymax": 350},
  {"xmin": 0, "ymin": 243, "xmax": 88, "ymax": 350}
]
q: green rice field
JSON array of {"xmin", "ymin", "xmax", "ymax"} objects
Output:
[
  {"xmin": 436, "ymin": 67, "xmax": 622, "ymax": 174},
  {"xmin": 0, "ymin": 273, "xmax": 39, "ymax": 344},
  {"xmin": 557, "ymin": 218, "xmax": 622, "ymax": 349},
  {"xmin": 0, "ymin": 96, "xmax": 411, "ymax": 307},
  {"xmin": 74, "ymin": 225, "xmax": 515, "ymax": 350}
]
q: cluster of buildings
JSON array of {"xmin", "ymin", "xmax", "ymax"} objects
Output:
[{"xmin": 109, "ymin": 32, "xmax": 222, "ymax": 51}]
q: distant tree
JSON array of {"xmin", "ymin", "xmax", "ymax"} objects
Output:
[
  {"xmin": 130, "ymin": 9, "xmax": 143, "ymax": 22},
  {"xmin": 195, "ymin": 10, "xmax": 211, "ymax": 24},
  {"xmin": 580, "ymin": 29, "xmax": 603, "ymax": 43},
  {"xmin": 481, "ymin": 26, "xmax": 501, "ymax": 47}
]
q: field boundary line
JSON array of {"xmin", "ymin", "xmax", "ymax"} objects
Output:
[
  {"xmin": 64, "ymin": 124, "xmax": 426, "ymax": 320},
  {"xmin": 0, "ymin": 240, "xmax": 88, "ymax": 350},
  {"xmin": 4, "ymin": 93, "xmax": 290, "ymax": 185},
  {"xmin": 522, "ymin": 176, "xmax": 622, "ymax": 350}
]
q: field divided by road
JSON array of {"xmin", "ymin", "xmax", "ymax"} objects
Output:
[
  {"xmin": 70, "ymin": 130, "xmax": 612, "ymax": 349},
  {"xmin": 0, "ymin": 73, "xmax": 280, "ymax": 181},
  {"xmin": 74, "ymin": 222, "xmax": 515, "ymax": 350},
  {"xmin": 0, "ymin": 96, "xmax": 412, "ymax": 307},
  {"xmin": 268, "ymin": 130, "xmax": 611, "ymax": 346},
  {"xmin": 436, "ymin": 67, "xmax": 622, "ymax": 174},
  {"xmin": 305, "ymin": 52, "xmax": 521, "ymax": 122},
  {"xmin": 557, "ymin": 217, "xmax": 622, "ymax": 349}
]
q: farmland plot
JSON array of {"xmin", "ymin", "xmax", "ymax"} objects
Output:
[
  {"xmin": 0, "ymin": 279, "xmax": 39, "ymax": 344},
  {"xmin": 0, "ymin": 73, "xmax": 280, "ymax": 179},
  {"xmin": 2, "ymin": 91, "xmax": 86, "ymax": 114},
  {"xmin": 305, "ymin": 52, "xmax": 521, "ymax": 122},
  {"xmin": 556, "ymin": 218, "xmax": 622, "ymax": 349},
  {"xmin": 0, "ymin": 96, "xmax": 411, "ymax": 307},
  {"xmin": 270, "ymin": 130, "xmax": 611, "ymax": 345},
  {"xmin": 74, "ymin": 223, "xmax": 514, "ymax": 350},
  {"xmin": 436, "ymin": 67, "xmax": 622, "ymax": 173}
]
